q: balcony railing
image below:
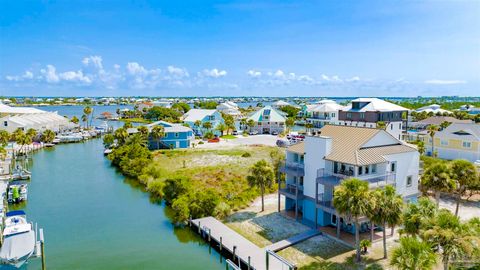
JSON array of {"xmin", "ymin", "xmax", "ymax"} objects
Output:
[
  {"xmin": 279, "ymin": 182, "xmax": 304, "ymax": 198},
  {"xmin": 316, "ymin": 168, "xmax": 396, "ymax": 188},
  {"xmin": 315, "ymin": 193, "xmax": 334, "ymax": 210},
  {"xmin": 280, "ymin": 161, "xmax": 305, "ymax": 176}
]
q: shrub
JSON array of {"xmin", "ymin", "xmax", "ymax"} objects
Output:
[
  {"xmin": 198, "ymin": 141, "xmax": 204, "ymax": 145},
  {"xmin": 241, "ymin": 152, "xmax": 251, "ymax": 158},
  {"xmin": 214, "ymin": 202, "xmax": 231, "ymax": 219},
  {"xmin": 203, "ymin": 131, "xmax": 214, "ymax": 140}
]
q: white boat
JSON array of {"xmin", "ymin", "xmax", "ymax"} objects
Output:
[
  {"xmin": 56, "ymin": 133, "xmax": 83, "ymax": 143},
  {"xmin": 0, "ymin": 211, "xmax": 36, "ymax": 267},
  {"xmin": 7, "ymin": 184, "xmax": 28, "ymax": 203},
  {"xmin": 103, "ymin": 149, "xmax": 113, "ymax": 156},
  {"xmin": 11, "ymin": 166, "xmax": 31, "ymax": 181},
  {"xmin": 95, "ymin": 121, "xmax": 109, "ymax": 134}
]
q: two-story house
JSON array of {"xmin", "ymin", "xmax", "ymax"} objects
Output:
[
  {"xmin": 422, "ymin": 123, "xmax": 480, "ymax": 162},
  {"xmin": 337, "ymin": 98, "xmax": 408, "ymax": 140},
  {"xmin": 305, "ymin": 100, "xmax": 344, "ymax": 130},
  {"xmin": 247, "ymin": 106, "xmax": 286, "ymax": 134},
  {"xmin": 278, "ymin": 125, "xmax": 419, "ymax": 235},
  {"xmin": 182, "ymin": 109, "xmax": 224, "ymax": 136},
  {"xmin": 130, "ymin": 121, "xmax": 194, "ymax": 149}
]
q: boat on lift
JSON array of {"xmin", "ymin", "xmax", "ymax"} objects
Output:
[
  {"xmin": 11, "ymin": 166, "xmax": 31, "ymax": 181},
  {"xmin": 0, "ymin": 211, "xmax": 36, "ymax": 267},
  {"xmin": 7, "ymin": 184, "xmax": 28, "ymax": 203}
]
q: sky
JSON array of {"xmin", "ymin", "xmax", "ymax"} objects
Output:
[{"xmin": 0, "ymin": 0, "xmax": 479, "ymax": 97}]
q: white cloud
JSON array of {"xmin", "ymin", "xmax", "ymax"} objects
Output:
[
  {"xmin": 82, "ymin": 55, "xmax": 103, "ymax": 70},
  {"xmin": 201, "ymin": 68, "xmax": 227, "ymax": 78},
  {"xmin": 40, "ymin": 65, "xmax": 60, "ymax": 83},
  {"xmin": 5, "ymin": 71, "xmax": 34, "ymax": 81},
  {"xmin": 273, "ymin": 69, "xmax": 285, "ymax": 78},
  {"xmin": 247, "ymin": 70, "xmax": 262, "ymax": 78},
  {"xmin": 424, "ymin": 79, "xmax": 466, "ymax": 85},
  {"xmin": 126, "ymin": 62, "xmax": 148, "ymax": 76},
  {"xmin": 167, "ymin": 65, "xmax": 189, "ymax": 78},
  {"xmin": 58, "ymin": 70, "xmax": 92, "ymax": 84},
  {"xmin": 346, "ymin": 76, "xmax": 360, "ymax": 82}
]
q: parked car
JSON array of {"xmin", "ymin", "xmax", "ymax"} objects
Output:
[
  {"xmin": 232, "ymin": 130, "xmax": 238, "ymax": 135},
  {"xmin": 208, "ymin": 137, "xmax": 220, "ymax": 143},
  {"xmin": 271, "ymin": 131, "xmax": 278, "ymax": 135},
  {"xmin": 276, "ymin": 139, "xmax": 290, "ymax": 147},
  {"xmin": 249, "ymin": 130, "xmax": 258, "ymax": 135}
]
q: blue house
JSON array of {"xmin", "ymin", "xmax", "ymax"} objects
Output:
[
  {"xmin": 145, "ymin": 121, "xmax": 194, "ymax": 149},
  {"xmin": 182, "ymin": 109, "xmax": 224, "ymax": 136}
]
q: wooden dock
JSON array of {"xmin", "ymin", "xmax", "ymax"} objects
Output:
[
  {"xmin": 265, "ymin": 229, "xmax": 321, "ymax": 252},
  {"xmin": 191, "ymin": 216, "xmax": 295, "ymax": 270}
]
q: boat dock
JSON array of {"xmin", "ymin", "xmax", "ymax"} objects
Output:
[
  {"xmin": 265, "ymin": 229, "xmax": 320, "ymax": 252},
  {"xmin": 191, "ymin": 216, "xmax": 296, "ymax": 270}
]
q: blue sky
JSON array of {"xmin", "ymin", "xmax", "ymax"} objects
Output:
[{"xmin": 1, "ymin": 0, "xmax": 479, "ymax": 97}]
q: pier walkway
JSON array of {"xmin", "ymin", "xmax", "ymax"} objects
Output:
[
  {"xmin": 192, "ymin": 216, "xmax": 294, "ymax": 270},
  {"xmin": 265, "ymin": 229, "xmax": 321, "ymax": 252}
]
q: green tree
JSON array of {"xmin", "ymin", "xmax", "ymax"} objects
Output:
[
  {"xmin": 279, "ymin": 105, "xmax": 300, "ymax": 118},
  {"xmin": 71, "ymin": 116, "xmax": 79, "ymax": 124},
  {"xmin": 422, "ymin": 210, "xmax": 479, "ymax": 270},
  {"xmin": 390, "ymin": 237, "xmax": 437, "ymax": 270},
  {"xmin": 240, "ymin": 118, "xmax": 247, "ymax": 130},
  {"xmin": 421, "ymin": 162, "xmax": 455, "ymax": 206},
  {"xmin": 83, "ymin": 106, "xmax": 93, "ymax": 128},
  {"xmin": 427, "ymin": 125, "xmax": 438, "ymax": 156},
  {"xmin": 369, "ymin": 185, "xmax": 404, "ymax": 259},
  {"xmin": 113, "ymin": 127, "xmax": 129, "ymax": 145},
  {"xmin": 286, "ymin": 118, "xmax": 295, "ymax": 132},
  {"xmin": 151, "ymin": 125, "xmax": 165, "ymax": 149},
  {"xmin": 246, "ymin": 119, "xmax": 255, "ymax": 131},
  {"xmin": 305, "ymin": 123, "xmax": 313, "ymax": 133},
  {"xmin": 440, "ymin": 121, "xmax": 450, "ymax": 129},
  {"xmin": 216, "ymin": 123, "xmax": 227, "ymax": 136},
  {"xmin": 450, "ymin": 159, "xmax": 478, "ymax": 217},
  {"xmin": 202, "ymin": 121, "xmax": 212, "ymax": 131},
  {"xmin": 171, "ymin": 102, "xmax": 191, "ymax": 113},
  {"xmin": 0, "ymin": 130, "xmax": 10, "ymax": 146},
  {"xmin": 41, "ymin": 129, "xmax": 55, "ymax": 143},
  {"xmin": 333, "ymin": 178, "xmax": 371, "ymax": 262},
  {"xmin": 246, "ymin": 160, "xmax": 274, "ymax": 212},
  {"xmin": 103, "ymin": 134, "xmax": 115, "ymax": 148},
  {"xmin": 400, "ymin": 197, "xmax": 437, "ymax": 237},
  {"xmin": 81, "ymin": 114, "xmax": 88, "ymax": 127},
  {"xmin": 376, "ymin": 121, "xmax": 386, "ymax": 130},
  {"xmin": 137, "ymin": 126, "xmax": 149, "ymax": 138},
  {"xmin": 123, "ymin": 121, "xmax": 133, "ymax": 129},
  {"xmin": 417, "ymin": 140, "xmax": 425, "ymax": 156}
]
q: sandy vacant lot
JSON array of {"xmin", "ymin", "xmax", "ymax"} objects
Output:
[{"xmin": 195, "ymin": 134, "xmax": 279, "ymax": 149}]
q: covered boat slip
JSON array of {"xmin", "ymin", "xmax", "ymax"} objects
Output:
[
  {"xmin": 0, "ymin": 229, "xmax": 35, "ymax": 264},
  {"xmin": 192, "ymin": 216, "xmax": 295, "ymax": 270}
]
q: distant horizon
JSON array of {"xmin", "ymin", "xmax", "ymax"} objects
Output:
[{"xmin": 2, "ymin": 95, "xmax": 480, "ymax": 99}]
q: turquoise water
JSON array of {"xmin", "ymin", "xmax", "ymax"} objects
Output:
[{"xmin": 3, "ymin": 139, "xmax": 224, "ymax": 270}]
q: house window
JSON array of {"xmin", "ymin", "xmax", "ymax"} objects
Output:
[
  {"xmin": 175, "ymin": 132, "xmax": 179, "ymax": 138},
  {"xmin": 358, "ymin": 166, "xmax": 363, "ymax": 175},
  {"xmin": 391, "ymin": 162, "xmax": 396, "ymax": 172},
  {"xmin": 390, "ymin": 124, "xmax": 393, "ymax": 130},
  {"xmin": 407, "ymin": 176, "xmax": 413, "ymax": 187},
  {"xmin": 346, "ymin": 113, "xmax": 352, "ymax": 119},
  {"xmin": 299, "ymin": 176, "xmax": 304, "ymax": 186},
  {"xmin": 3, "ymin": 121, "xmax": 7, "ymax": 127},
  {"xmin": 365, "ymin": 166, "xmax": 369, "ymax": 174},
  {"xmin": 463, "ymin": 141, "xmax": 471, "ymax": 148},
  {"xmin": 360, "ymin": 113, "xmax": 365, "ymax": 119},
  {"xmin": 371, "ymin": 164, "xmax": 377, "ymax": 173}
]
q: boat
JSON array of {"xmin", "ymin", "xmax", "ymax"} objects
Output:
[
  {"xmin": 0, "ymin": 211, "xmax": 36, "ymax": 267},
  {"xmin": 11, "ymin": 166, "xmax": 31, "ymax": 181},
  {"xmin": 95, "ymin": 121, "xmax": 109, "ymax": 134},
  {"xmin": 7, "ymin": 184, "xmax": 28, "ymax": 203},
  {"xmin": 44, "ymin": 143, "xmax": 55, "ymax": 148},
  {"xmin": 103, "ymin": 149, "xmax": 113, "ymax": 156},
  {"xmin": 55, "ymin": 133, "xmax": 83, "ymax": 143}
]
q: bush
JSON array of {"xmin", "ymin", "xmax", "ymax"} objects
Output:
[
  {"xmin": 203, "ymin": 131, "xmax": 214, "ymax": 140},
  {"xmin": 241, "ymin": 152, "xmax": 251, "ymax": 158},
  {"xmin": 198, "ymin": 141, "xmax": 204, "ymax": 145},
  {"xmin": 214, "ymin": 202, "xmax": 231, "ymax": 219}
]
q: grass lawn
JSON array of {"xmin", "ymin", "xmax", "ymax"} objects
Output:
[
  {"xmin": 139, "ymin": 145, "xmax": 282, "ymax": 211},
  {"xmin": 119, "ymin": 117, "xmax": 152, "ymax": 124},
  {"xmin": 220, "ymin": 134, "xmax": 237, "ymax": 139}
]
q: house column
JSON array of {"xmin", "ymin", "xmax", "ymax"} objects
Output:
[
  {"xmin": 336, "ymin": 216, "xmax": 341, "ymax": 238},
  {"xmin": 277, "ymin": 171, "xmax": 281, "ymax": 213},
  {"xmin": 315, "ymin": 182, "xmax": 318, "ymax": 228},
  {"xmin": 295, "ymin": 176, "xmax": 298, "ymax": 220}
]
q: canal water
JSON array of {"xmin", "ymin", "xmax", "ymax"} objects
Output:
[{"xmin": 6, "ymin": 140, "xmax": 224, "ymax": 269}]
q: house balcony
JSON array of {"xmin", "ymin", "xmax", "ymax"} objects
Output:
[
  {"xmin": 316, "ymin": 168, "xmax": 396, "ymax": 188},
  {"xmin": 279, "ymin": 182, "xmax": 304, "ymax": 200},
  {"xmin": 315, "ymin": 193, "xmax": 335, "ymax": 212},
  {"xmin": 279, "ymin": 161, "xmax": 305, "ymax": 177}
]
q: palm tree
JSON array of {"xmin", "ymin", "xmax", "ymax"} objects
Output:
[
  {"xmin": 0, "ymin": 130, "xmax": 10, "ymax": 146},
  {"xmin": 81, "ymin": 114, "xmax": 88, "ymax": 127},
  {"xmin": 305, "ymin": 123, "xmax": 313, "ymax": 133},
  {"xmin": 225, "ymin": 118, "xmax": 235, "ymax": 135},
  {"xmin": 41, "ymin": 129, "xmax": 55, "ymax": 143},
  {"xmin": 83, "ymin": 106, "xmax": 93, "ymax": 128},
  {"xmin": 440, "ymin": 121, "xmax": 450, "ymax": 129},
  {"xmin": 422, "ymin": 209, "xmax": 479, "ymax": 270},
  {"xmin": 421, "ymin": 162, "xmax": 455, "ymax": 207},
  {"xmin": 376, "ymin": 121, "xmax": 386, "ymax": 130},
  {"xmin": 400, "ymin": 197, "xmax": 437, "ymax": 237},
  {"xmin": 137, "ymin": 126, "xmax": 149, "ymax": 139},
  {"xmin": 113, "ymin": 127, "xmax": 129, "ymax": 145},
  {"xmin": 151, "ymin": 125, "xmax": 165, "ymax": 149},
  {"xmin": 71, "ymin": 116, "xmax": 79, "ymax": 124},
  {"xmin": 26, "ymin": 128, "xmax": 37, "ymax": 142},
  {"xmin": 240, "ymin": 118, "xmax": 247, "ymax": 131},
  {"xmin": 216, "ymin": 123, "xmax": 227, "ymax": 136},
  {"xmin": 194, "ymin": 120, "xmax": 202, "ymax": 133},
  {"xmin": 202, "ymin": 121, "xmax": 212, "ymax": 132},
  {"xmin": 450, "ymin": 159, "xmax": 478, "ymax": 217},
  {"xmin": 247, "ymin": 119, "xmax": 255, "ymax": 131},
  {"xmin": 417, "ymin": 140, "xmax": 426, "ymax": 156},
  {"xmin": 390, "ymin": 237, "xmax": 437, "ymax": 270},
  {"xmin": 333, "ymin": 178, "xmax": 371, "ymax": 262},
  {"xmin": 370, "ymin": 185, "xmax": 403, "ymax": 259},
  {"xmin": 286, "ymin": 118, "xmax": 295, "ymax": 133},
  {"xmin": 427, "ymin": 125, "xmax": 438, "ymax": 156},
  {"xmin": 247, "ymin": 160, "xmax": 274, "ymax": 212}
]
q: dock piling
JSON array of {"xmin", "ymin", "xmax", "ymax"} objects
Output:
[
  {"xmin": 219, "ymin": 236, "xmax": 222, "ymax": 251},
  {"xmin": 248, "ymin": 256, "xmax": 251, "ymax": 270},
  {"xmin": 232, "ymin": 245, "xmax": 236, "ymax": 263},
  {"xmin": 40, "ymin": 228, "xmax": 46, "ymax": 270}
]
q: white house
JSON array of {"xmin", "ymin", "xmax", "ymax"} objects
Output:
[
  {"xmin": 305, "ymin": 100, "xmax": 344, "ymax": 129},
  {"xmin": 272, "ymin": 100, "xmax": 291, "ymax": 109},
  {"xmin": 182, "ymin": 109, "xmax": 224, "ymax": 136},
  {"xmin": 415, "ymin": 104, "xmax": 452, "ymax": 115},
  {"xmin": 279, "ymin": 125, "xmax": 419, "ymax": 233},
  {"xmin": 216, "ymin": 101, "xmax": 242, "ymax": 118},
  {"xmin": 247, "ymin": 106, "xmax": 286, "ymax": 134},
  {"xmin": 337, "ymin": 98, "xmax": 409, "ymax": 140}
]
